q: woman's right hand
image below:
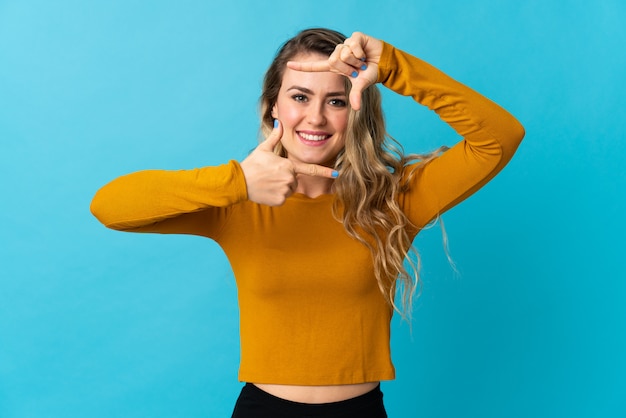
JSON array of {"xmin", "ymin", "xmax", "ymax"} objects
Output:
[{"xmin": 240, "ymin": 120, "xmax": 338, "ymax": 206}]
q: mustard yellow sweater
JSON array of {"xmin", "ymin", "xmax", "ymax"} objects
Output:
[{"xmin": 91, "ymin": 42, "xmax": 524, "ymax": 385}]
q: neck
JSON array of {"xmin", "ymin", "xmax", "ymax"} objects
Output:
[{"xmin": 294, "ymin": 175, "xmax": 334, "ymax": 198}]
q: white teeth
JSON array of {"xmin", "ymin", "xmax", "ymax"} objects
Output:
[{"xmin": 299, "ymin": 132, "xmax": 329, "ymax": 141}]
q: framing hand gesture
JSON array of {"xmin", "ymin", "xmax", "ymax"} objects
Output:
[
  {"xmin": 240, "ymin": 120, "xmax": 338, "ymax": 206},
  {"xmin": 287, "ymin": 32, "xmax": 383, "ymax": 110}
]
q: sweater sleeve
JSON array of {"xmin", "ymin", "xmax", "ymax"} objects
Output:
[
  {"xmin": 90, "ymin": 160, "xmax": 248, "ymax": 237},
  {"xmin": 377, "ymin": 42, "xmax": 525, "ymax": 227}
]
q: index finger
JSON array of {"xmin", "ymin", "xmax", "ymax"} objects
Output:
[
  {"xmin": 344, "ymin": 33, "xmax": 367, "ymax": 60},
  {"xmin": 292, "ymin": 161, "xmax": 339, "ymax": 179},
  {"xmin": 286, "ymin": 60, "xmax": 331, "ymax": 73}
]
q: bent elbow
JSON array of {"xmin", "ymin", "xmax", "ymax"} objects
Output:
[
  {"xmin": 501, "ymin": 115, "xmax": 526, "ymax": 158},
  {"xmin": 513, "ymin": 119, "xmax": 526, "ymax": 144},
  {"xmin": 90, "ymin": 190, "xmax": 123, "ymax": 231},
  {"xmin": 90, "ymin": 193, "xmax": 109, "ymax": 228}
]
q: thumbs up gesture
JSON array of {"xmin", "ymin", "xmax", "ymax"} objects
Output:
[{"xmin": 240, "ymin": 120, "xmax": 339, "ymax": 206}]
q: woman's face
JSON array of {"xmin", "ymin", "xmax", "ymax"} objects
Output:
[{"xmin": 272, "ymin": 52, "xmax": 349, "ymax": 167}]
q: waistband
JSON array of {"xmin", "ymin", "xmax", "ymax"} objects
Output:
[{"xmin": 239, "ymin": 383, "xmax": 386, "ymax": 417}]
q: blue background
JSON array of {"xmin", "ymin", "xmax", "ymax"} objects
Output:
[{"xmin": 1, "ymin": 1, "xmax": 625, "ymax": 417}]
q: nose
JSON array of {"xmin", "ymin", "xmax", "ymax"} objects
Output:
[{"xmin": 306, "ymin": 101, "xmax": 327, "ymax": 126}]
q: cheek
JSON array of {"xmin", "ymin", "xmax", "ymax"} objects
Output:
[
  {"xmin": 332, "ymin": 112, "xmax": 349, "ymax": 135},
  {"xmin": 275, "ymin": 101, "xmax": 300, "ymax": 126}
]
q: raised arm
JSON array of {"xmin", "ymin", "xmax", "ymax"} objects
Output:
[
  {"xmin": 287, "ymin": 32, "xmax": 524, "ymax": 226},
  {"xmin": 378, "ymin": 42, "xmax": 525, "ymax": 226},
  {"xmin": 288, "ymin": 32, "xmax": 524, "ymax": 228}
]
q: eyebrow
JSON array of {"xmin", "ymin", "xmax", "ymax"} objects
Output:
[{"xmin": 286, "ymin": 85, "xmax": 346, "ymax": 97}]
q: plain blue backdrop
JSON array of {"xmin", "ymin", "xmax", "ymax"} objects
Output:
[{"xmin": 1, "ymin": 1, "xmax": 625, "ymax": 417}]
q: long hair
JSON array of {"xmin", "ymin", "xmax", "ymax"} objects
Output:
[{"xmin": 259, "ymin": 28, "xmax": 435, "ymax": 319}]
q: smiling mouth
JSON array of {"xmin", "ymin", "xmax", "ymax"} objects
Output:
[{"xmin": 297, "ymin": 131, "xmax": 332, "ymax": 142}]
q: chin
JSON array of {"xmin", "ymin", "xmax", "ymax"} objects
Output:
[{"xmin": 295, "ymin": 154, "xmax": 336, "ymax": 167}]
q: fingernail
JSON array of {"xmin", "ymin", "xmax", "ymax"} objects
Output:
[
  {"xmin": 331, "ymin": 170, "xmax": 339, "ymax": 178},
  {"xmin": 361, "ymin": 64, "xmax": 367, "ymax": 70},
  {"xmin": 351, "ymin": 71, "xmax": 358, "ymax": 78},
  {"xmin": 360, "ymin": 57, "xmax": 366, "ymax": 61},
  {"xmin": 273, "ymin": 119, "xmax": 279, "ymax": 128}
]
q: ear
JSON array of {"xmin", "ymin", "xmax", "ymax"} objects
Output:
[{"xmin": 271, "ymin": 104, "xmax": 277, "ymax": 118}]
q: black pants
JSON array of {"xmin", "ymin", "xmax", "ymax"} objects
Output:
[{"xmin": 231, "ymin": 383, "xmax": 388, "ymax": 418}]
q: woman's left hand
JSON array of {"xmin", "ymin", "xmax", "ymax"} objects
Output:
[{"xmin": 287, "ymin": 32, "xmax": 383, "ymax": 110}]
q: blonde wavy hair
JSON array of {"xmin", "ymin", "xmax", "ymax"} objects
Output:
[{"xmin": 259, "ymin": 28, "xmax": 441, "ymax": 319}]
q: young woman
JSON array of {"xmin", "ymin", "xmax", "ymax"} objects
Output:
[{"xmin": 91, "ymin": 28, "xmax": 524, "ymax": 417}]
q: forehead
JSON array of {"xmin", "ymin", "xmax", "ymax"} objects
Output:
[{"xmin": 280, "ymin": 52, "xmax": 346, "ymax": 93}]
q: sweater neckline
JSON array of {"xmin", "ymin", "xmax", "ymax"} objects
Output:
[{"xmin": 289, "ymin": 192, "xmax": 334, "ymax": 202}]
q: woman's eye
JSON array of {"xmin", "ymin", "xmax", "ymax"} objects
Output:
[
  {"xmin": 292, "ymin": 94, "xmax": 307, "ymax": 102},
  {"xmin": 329, "ymin": 98, "xmax": 347, "ymax": 107}
]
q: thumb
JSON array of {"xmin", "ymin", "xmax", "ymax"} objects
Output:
[
  {"xmin": 258, "ymin": 119, "xmax": 283, "ymax": 151},
  {"xmin": 348, "ymin": 67, "xmax": 378, "ymax": 111},
  {"xmin": 349, "ymin": 88, "xmax": 363, "ymax": 111}
]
